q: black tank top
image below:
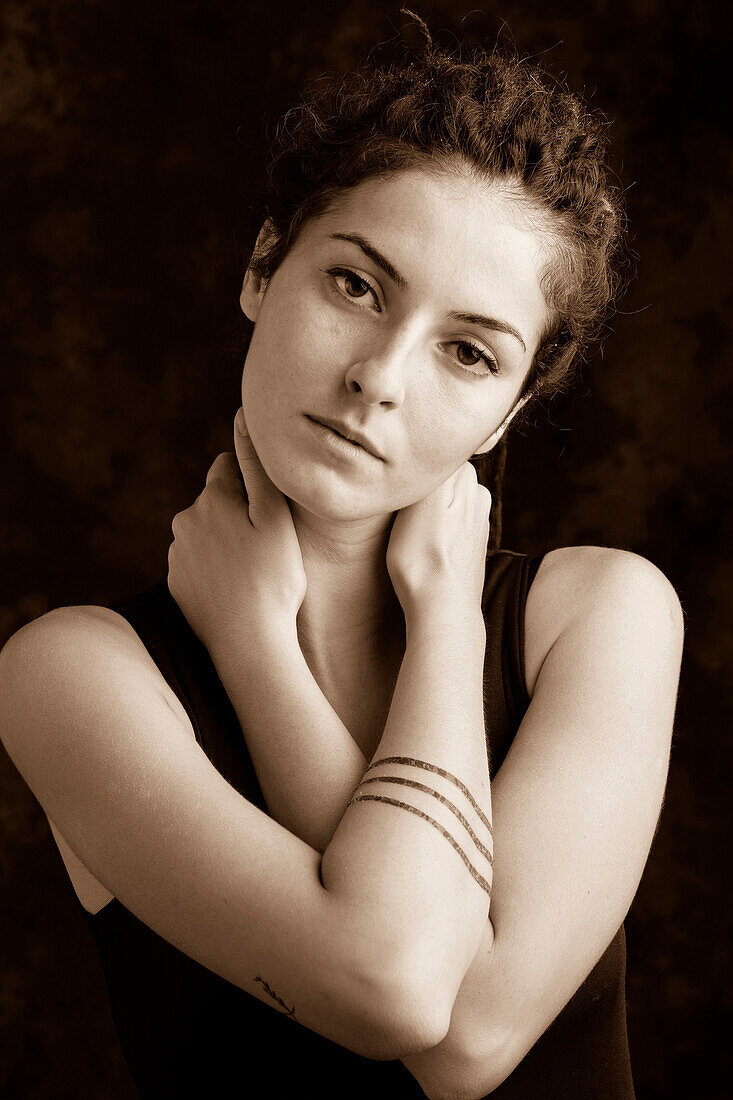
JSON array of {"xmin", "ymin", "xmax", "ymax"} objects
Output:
[{"xmin": 80, "ymin": 550, "xmax": 634, "ymax": 1098}]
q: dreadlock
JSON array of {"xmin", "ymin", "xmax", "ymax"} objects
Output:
[{"xmin": 245, "ymin": 11, "xmax": 628, "ymax": 549}]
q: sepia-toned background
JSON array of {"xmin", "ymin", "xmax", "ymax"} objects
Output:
[{"xmin": 1, "ymin": 1, "xmax": 730, "ymax": 1096}]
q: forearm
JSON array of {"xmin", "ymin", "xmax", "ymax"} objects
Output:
[
  {"xmin": 322, "ymin": 602, "xmax": 493, "ymax": 1002},
  {"xmin": 217, "ymin": 603, "xmax": 493, "ymax": 1008},
  {"xmin": 212, "ymin": 627, "xmax": 368, "ymax": 851}
]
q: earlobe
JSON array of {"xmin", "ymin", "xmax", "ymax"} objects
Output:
[
  {"xmin": 472, "ymin": 427, "xmax": 503, "ymax": 457},
  {"xmin": 472, "ymin": 392, "xmax": 532, "ymax": 456}
]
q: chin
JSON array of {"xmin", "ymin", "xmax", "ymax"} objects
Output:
[
  {"xmin": 245, "ymin": 413, "xmax": 409, "ymax": 522},
  {"xmin": 284, "ymin": 473, "xmax": 383, "ymax": 522}
]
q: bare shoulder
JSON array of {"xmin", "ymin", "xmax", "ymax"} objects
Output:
[
  {"xmin": 524, "ymin": 546, "xmax": 684, "ymax": 697},
  {"xmin": 2, "ymin": 602, "xmax": 145, "ymax": 676},
  {"xmin": 0, "ymin": 600, "xmax": 196, "ymax": 809},
  {"xmin": 4, "ymin": 602, "xmax": 156, "ymax": 680},
  {"xmin": 0, "ymin": 602, "xmax": 192, "ymax": 737},
  {"xmin": 0, "ymin": 603, "xmax": 194, "ymax": 913}
]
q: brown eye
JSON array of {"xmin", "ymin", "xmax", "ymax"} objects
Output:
[
  {"xmin": 449, "ymin": 340, "xmax": 499, "ymax": 377},
  {"xmin": 324, "ymin": 267, "xmax": 382, "ymax": 312},
  {"xmin": 343, "ymin": 272, "xmax": 369, "ymax": 298},
  {"xmin": 456, "ymin": 343, "xmax": 483, "ymax": 366}
]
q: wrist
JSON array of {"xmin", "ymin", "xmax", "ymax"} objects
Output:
[
  {"xmin": 405, "ymin": 595, "xmax": 485, "ymax": 636},
  {"xmin": 405, "ymin": 601, "xmax": 486, "ymax": 655}
]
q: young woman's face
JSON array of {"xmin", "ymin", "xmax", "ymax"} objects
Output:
[{"xmin": 240, "ymin": 165, "xmax": 551, "ymax": 521}]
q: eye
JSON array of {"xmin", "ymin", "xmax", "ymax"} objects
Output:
[
  {"xmin": 444, "ymin": 340, "xmax": 500, "ymax": 377},
  {"xmin": 324, "ymin": 267, "xmax": 382, "ymax": 312}
]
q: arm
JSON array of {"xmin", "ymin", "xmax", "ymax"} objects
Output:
[
  {"xmin": 211, "ymin": 621, "xmax": 368, "ymax": 852},
  {"xmin": 171, "ymin": 425, "xmax": 681, "ymax": 1092},
  {"xmin": 212, "ymin": 546, "xmax": 682, "ymax": 1097},
  {"xmin": 0, "ymin": 604, "xmax": 482, "ymax": 1059},
  {"xmin": 0, "ymin": 468, "xmax": 495, "ymax": 1066},
  {"xmin": 398, "ymin": 546, "xmax": 683, "ymax": 1097}
]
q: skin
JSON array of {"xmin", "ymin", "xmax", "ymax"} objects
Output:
[
  {"xmin": 235, "ymin": 165, "xmax": 544, "ymax": 696},
  {"xmin": 0, "ymin": 163, "xmax": 683, "ymax": 1095},
  {"xmin": 162, "ymin": 164, "xmax": 682, "ymax": 1092}
]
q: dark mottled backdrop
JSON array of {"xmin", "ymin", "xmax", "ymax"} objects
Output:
[{"xmin": 1, "ymin": 1, "xmax": 730, "ymax": 1097}]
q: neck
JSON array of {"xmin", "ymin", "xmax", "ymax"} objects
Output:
[{"xmin": 290, "ymin": 501, "xmax": 403, "ymax": 670}]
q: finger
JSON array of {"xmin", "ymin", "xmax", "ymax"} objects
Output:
[
  {"xmin": 205, "ymin": 451, "xmax": 242, "ymax": 491},
  {"xmin": 170, "ymin": 510, "xmax": 183, "ymax": 538},
  {"xmin": 448, "ymin": 462, "xmax": 473, "ymax": 508},
  {"xmin": 233, "ymin": 407, "xmax": 284, "ymax": 521},
  {"xmin": 482, "ymin": 487, "xmax": 493, "ymax": 532}
]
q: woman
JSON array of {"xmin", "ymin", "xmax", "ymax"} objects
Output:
[{"xmin": 0, "ymin": 19, "xmax": 683, "ymax": 1099}]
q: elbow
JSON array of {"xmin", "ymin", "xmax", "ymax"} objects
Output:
[
  {"xmin": 407, "ymin": 1023, "xmax": 522, "ymax": 1099},
  {"xmin": 354, "ymin": 947, "xmax": 453, "ymax": 1060}
]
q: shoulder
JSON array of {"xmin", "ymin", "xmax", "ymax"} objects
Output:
[
  {"xmin": 0, "ymin": 604, "xmax": 195, "ymax": 914},
  {"xmin": 3, "ymin": 603, "xmax": 145, "ymax": 669},
  {"xmin": 524, "ymin": 546, "xmax": 684, "ymax": 697},
  {"xmin": 0, "ymin": 603, "xmax": 193, "ymax": 766}
]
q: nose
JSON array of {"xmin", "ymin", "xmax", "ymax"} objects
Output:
[{"xmin": 344, "ymin": 336, "xmax": 408, "ymax": 408}]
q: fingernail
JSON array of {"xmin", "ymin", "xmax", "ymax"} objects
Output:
[{"xmin": 235, "ymin": 408, "xmax": 246, "ymax": 433}]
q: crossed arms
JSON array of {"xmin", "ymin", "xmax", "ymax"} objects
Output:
[
  {"xmin": 0, "ymin": 546, "xmax": 683, "ymax": 1098},
  {"xmin": 207, "ymin": 545, "xmax": 683, "ymax": 1097}
]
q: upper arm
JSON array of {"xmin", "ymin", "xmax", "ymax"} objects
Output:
[
  {"xmin": 0, "ymin": 606, "xmax": 437, "ymax": 1060},
  {"xmin": 440, "ymin": 547, "xmax": 683, "ymax": 1092}
]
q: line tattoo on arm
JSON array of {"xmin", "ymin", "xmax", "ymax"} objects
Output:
[
  {"xmin": 365, "ymin": 756, "xmax": 493, "ymax": 836},
  {"xmin": 253, "ymin": 976, "xmax": 296, "ymax": 1018},
  {"xmin": 354, "ymin": 774, "xmax": 493, "ymax": 865},
  {"xmin": 347, "ymin": 792, "xmax": 493, "ymax": 897}
]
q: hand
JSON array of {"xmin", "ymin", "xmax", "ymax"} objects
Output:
[
  {"xmin": 386, "ymin": 462, "xmax": 491, "ymax": 622},
  {"xmin": 167, "ymin": 408, "xmax": 307, "ymax": 658}
]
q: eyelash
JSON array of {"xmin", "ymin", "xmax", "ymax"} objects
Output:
[{"xmin": 323, "ymin": 266, "xmax": 500, "ymax": 378}]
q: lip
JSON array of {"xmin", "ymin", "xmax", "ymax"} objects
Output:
[{"xmin": 305, "ymin": 415, "xmax": 386, "ymax": 461}]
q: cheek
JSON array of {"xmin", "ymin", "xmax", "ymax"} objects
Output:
[
  {"xmin": 248, "ymin": 292, "xmax": 350, "ymax": 404},
  {"xmin": 405, "ymin": 388, "xmax": 478, "ymax": 477}
]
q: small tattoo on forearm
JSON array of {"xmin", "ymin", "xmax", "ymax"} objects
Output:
[{"xmin": 254, "ymin": 975, "xmax": 296, "ymax": 1018}]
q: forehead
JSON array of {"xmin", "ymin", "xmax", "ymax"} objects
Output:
[{"xmin": 303, "ymin": 165, "xmax": 552, "ymax": 349}]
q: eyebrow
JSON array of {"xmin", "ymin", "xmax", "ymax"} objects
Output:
[{"xmin": 328, "ymin": 231, "xmax": 527, "ymax": 353}]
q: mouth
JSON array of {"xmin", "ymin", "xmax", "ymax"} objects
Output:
[{"xmin": 305, "ymin": 415, "xmax": 386, "ymax": 461}]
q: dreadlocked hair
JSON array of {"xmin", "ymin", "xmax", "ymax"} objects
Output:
[{"xmin": 246, "ymin": 12, "xmax": 629, "ymax": 549}]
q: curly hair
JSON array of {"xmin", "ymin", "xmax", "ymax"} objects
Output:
[{"xmin": 246, "ymin": 13, "xmax": 629, "ymax": 546}]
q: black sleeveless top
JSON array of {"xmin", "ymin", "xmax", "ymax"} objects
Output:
[{"xmin": 79, "ymin": 550, "xmax": 634, "ymax": 1098}]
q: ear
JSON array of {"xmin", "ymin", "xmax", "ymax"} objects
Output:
[
  {"xmin": 472, "ymin": 392, "xmax": 532, "ymax": 456},
  {"xmin": 240, "ymin": 220, "xmax": 277, "ymax": 322}
]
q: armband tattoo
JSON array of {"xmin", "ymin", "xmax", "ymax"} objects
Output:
[
  {"xmin": 347, "ymin": 792, "xmax": 492, "ymax": 897},
  {"xmin": 346, "ymin": 755, "xmax": 493, "ymax": 898},
  {"xmin": 364, "ymin": 756, "xmax": 493, "ymax": 836},
  {"xmin": 354, "ymin": 774, "xmax": 492, "ymax": 865}
]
